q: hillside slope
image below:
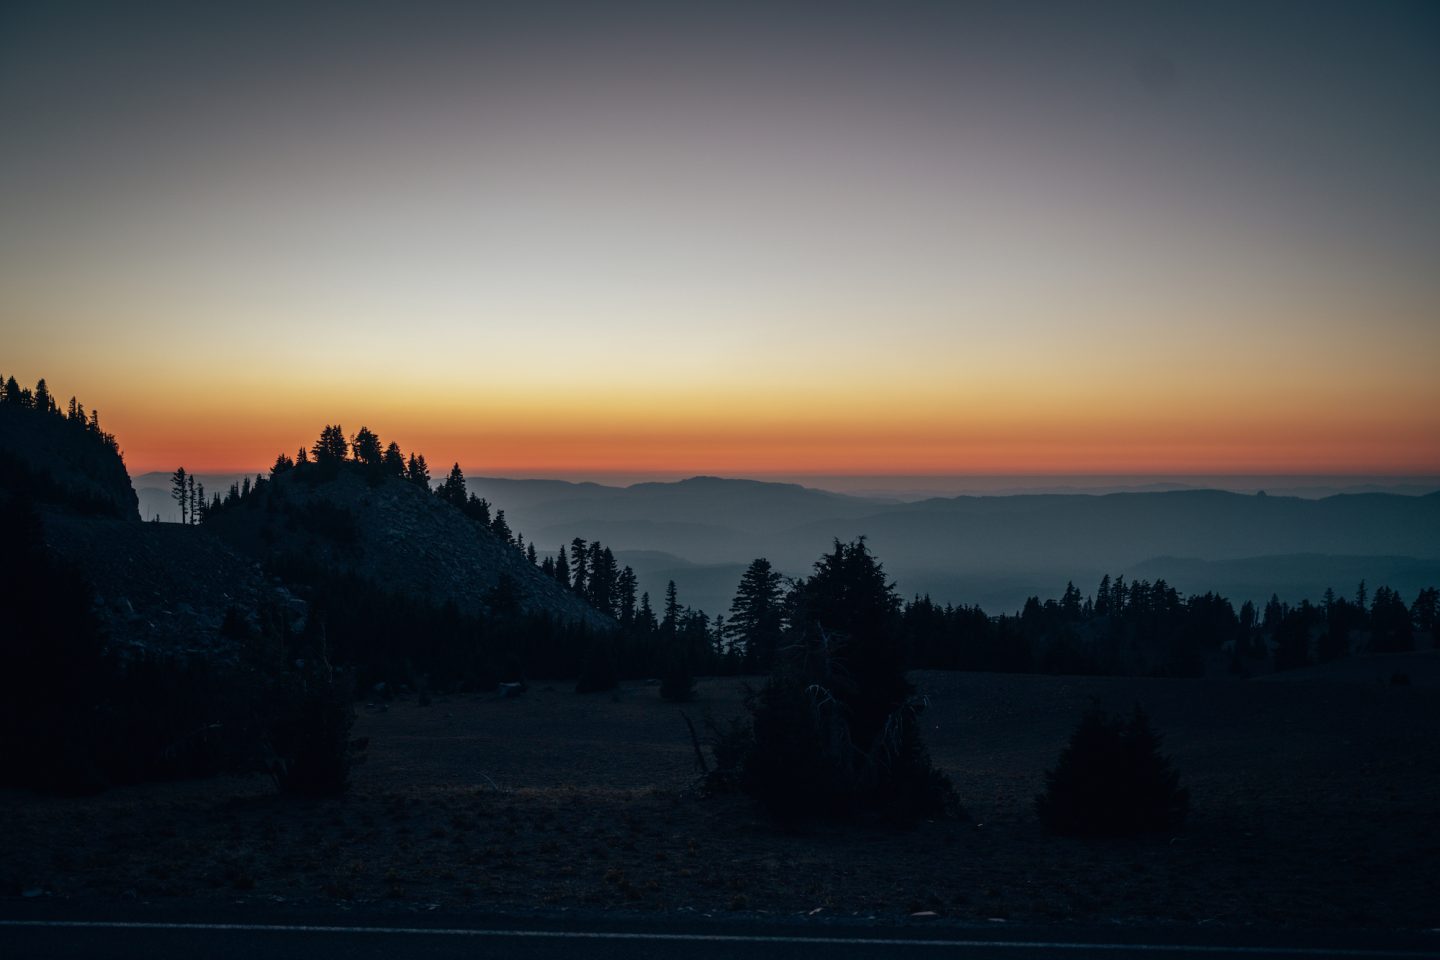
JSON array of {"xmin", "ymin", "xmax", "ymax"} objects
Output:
[
  {"xmin": 204, "ymin": 466, "xmax": 611, "ymax": 630},
  {"xmin": 0, "ymin": 402, "xmax": 139, "ymax": 519}
]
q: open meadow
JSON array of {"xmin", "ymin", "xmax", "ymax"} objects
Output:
[{"xmin": 4, "ymin": 663, "xmax": 1438, "ymax": 930}]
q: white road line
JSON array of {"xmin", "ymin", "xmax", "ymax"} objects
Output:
[{"xmin": 0, "ymin": 920, "xmax": 1435, "ymax": 958}]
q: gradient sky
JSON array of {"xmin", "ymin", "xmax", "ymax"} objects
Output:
[{"xmin": 2, "ymin": 1, "xmax": 1437, "ymax": 475}]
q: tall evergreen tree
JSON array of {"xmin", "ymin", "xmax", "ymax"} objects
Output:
[
  {"xmin": 312, "ymin": 424, "xmax": 349, "ymax": 465},
  {"xmin": 171, "ymin": 467, "xmax": 189, "ymax": 525},
  {"xmin": 490, "ymin": 509, "xmax": 512, "ymax": 543},
  {"xmin": 554, "ymin": 545, "xmax": 571, "ymax": 589},
  {"xmin": 406, "ymin": 453, "xmax": 430, "ymax": 487},
  {"xmin": 727, "ymin": 557, "xmax": 786, "ymax": 672},
  {"xmin": 662, "ymin": 580, "xmax": 681, "ymax": 636},
  {"xmin": 382, "ymin": 441, "xmax": 406, "ymax": 477},
  {"xmin": 351, "ymin": 426, "xmax": 383, "ymax": 467},
  {"xmin": 570, "ymin": 538, "xmax": 588, "ymax": 596},
  {"xmin": 616, "ymin": 566, "xmax": 638, "ymax": 627},
  {"xmin": 638, "ymin": 591, "xmax": 658, "ymax": 634},
  {"xmin": 438, "ymin": 462, "xmax": 467, "ymax": 507},
  {"xmin": 463, "ymin": 493, "xmax": 491, "ymax": 525}
]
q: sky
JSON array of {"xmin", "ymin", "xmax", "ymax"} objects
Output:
[{"xmin": 2, "ymin": 1, "xmax": 1438, "ymax": 476}]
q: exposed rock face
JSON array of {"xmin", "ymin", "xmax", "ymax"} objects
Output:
[
  {"xmin": 39, "ymin": 511, "xmax": 303, "ymax": 659},
  {"xmin": 205, "ymin": 467, "xmax": 612, "ymax": 630},
  {"xmin": 0, "ymin": 404, "xmax": 139, "ymax": 520}
]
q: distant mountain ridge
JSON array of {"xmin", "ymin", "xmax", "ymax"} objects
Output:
[
  {"xmin": 461, "ymin": 477, "xmax": 1440, "ymax": 614},
  {"xmin": 126, "ymin": 468, "xmax": 1440, "ymax": 614}
]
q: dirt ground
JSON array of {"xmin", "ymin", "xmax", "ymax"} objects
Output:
[{"xmin": 3, "ymin": 669, "xmax": 1438, "ymax": 930}]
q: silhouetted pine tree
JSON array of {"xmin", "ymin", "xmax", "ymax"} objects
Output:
[
  {"xmin": 350, "ymin": 426, "xmax": 383, "ymax": 467},
  {"xmin": 490, "ymin": 509, "xmax": 511, "ymax": 543},
  {"xmin": 382, "ymin": 442, "xmax": 406, "ymax": 477},
  {"xmin": 570, "ymin": 537, "xmax": 588, "ymax": 596},
  {"xmin": 438, "ymin": 462, "xmax": 467, "ymax": 508},
  {"xmin": 554, "ymin": 545, "xmax": 571, "ymax": 588},
  {"xmin": 727, "ymin": 557, "xmax": 786, "ymax": 673},
  {"xmin": 405, "ymin": 452, "xmax": 430, "ymax": 488},
  {"xmin": 170, "ymin": 467, "xmax": 188, "ymax": 525},
  {"xmin": 311, "ymin": 424, "xmax": 348, "ymax": 467}
]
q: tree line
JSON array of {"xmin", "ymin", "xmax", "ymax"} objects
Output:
[
  {"xmin": 174, "ymin": 421, "xmax": 1439, "ymax": 685},
  {"xmin": 1, "ymin": 375, "xmax": 120, "ymax": 455}
]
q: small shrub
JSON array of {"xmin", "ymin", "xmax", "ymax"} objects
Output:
[
  {"xmin": 266, "ymin": 655, "xmax": 364, "ymax": 797},
  {"xmin": 1036, "ymin": 704, "xmax": 1189, "ymax": 836},
  {"xmin": 702, "ymin": 713, "xmax": 753, "ymax": 791}
]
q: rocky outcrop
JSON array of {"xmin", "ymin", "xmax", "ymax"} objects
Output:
[
  {"xmin": 205, "ymin": 467, "xmax": 612, "ymax": 631},
  {"xmin": 39, "ymin": 510, "xmax": 304, "ymax": 659}
]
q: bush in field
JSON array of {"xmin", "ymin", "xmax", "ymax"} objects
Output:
[
  {"xmin": 264, "ymin": 617, "xmax": 364, "ymax": 797},
  {"xmin": 1036, "ymin": 704, "xmax": 1188, "ymax": 836},
  {"xmin": 730, "ymin": 540, "xmax": 957, "ymax": 822}
]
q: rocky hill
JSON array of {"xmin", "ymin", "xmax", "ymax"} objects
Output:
[
  {"xmin": 203, "ymin": 465, "xmax": 612, "ymax": 631},
  {"xmin": 38, "ymin": 510, "xmax": 304, "ymax": 659},
  {"xmin": 0, "ymin": 394, "xmax": 302, "ymax": 657}
]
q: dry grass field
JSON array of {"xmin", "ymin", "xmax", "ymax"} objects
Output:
[{"xmin": 4, "ymin": 665, "xmax": 1438, "ymax": 929}]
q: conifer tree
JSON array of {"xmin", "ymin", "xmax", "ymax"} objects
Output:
[
  {"xmin": 490, "ymin": 509, "xmax": 512, "ymax": 543},
  {"xmin": 554, "ymin": 545, "xmax": 571, "ymax": 588},
  {"xmin": 570, "ymin": 538, "xmax": 588, "ymax": 596},
  {"xmin": 170, "ymin": 467, "xmax": 189, "ymax": 524},
  {"xmin": 638, "ymin": 591, "xmax": 657, "ymax": 634},
  {"xmin": 406, "ymin": 453, "xmax": 430, "ymax": 487},
  {"xmin": 438, "ymin": 462, "xmax": 467, "ymax": 507},
  {"xmin": 616, "ymin": 566, "xmax": 638, "ymax": 627},
  {"xmin": 727, "ymin": 557, "xmax": 786, "ymax": 672},
  {"xmin": 351, "ymin": 426, "xmax": 383, "ymax": 467},
  {"xmin": 312, "ymin": 426, "xmax": 348, "ymax": 474},
  {"xmin": 465, "ymin": 492, "xmax": 491, "ymax": 525},
  {"xmin": 382, "ymin": 441, "xmax": 406, "ymax": 477},
  {"xmin": 662, "ymin": 580, "xmax": 681, "ymax": 636}
]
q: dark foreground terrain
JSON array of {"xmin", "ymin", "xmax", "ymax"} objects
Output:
[{"xmin": 3, "ymin": 667, "xmax": 1438, "ymax": 932}]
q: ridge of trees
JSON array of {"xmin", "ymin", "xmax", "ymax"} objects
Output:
[
  {"xmin": 0, "ymin": 375, "xmax": 121, "ymax": 456},
  {"xmin": 170, "ymin": 420, "xmax": 1437, "ymax": 686}
]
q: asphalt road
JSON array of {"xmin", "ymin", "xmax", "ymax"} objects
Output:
[{"xmin": 2, "ymin": 910, "xmax": 1437, "ymax": 960}]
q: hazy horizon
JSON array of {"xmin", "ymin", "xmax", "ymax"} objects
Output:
[{"xmin": 133, "ymin": 466, "xmax": 1440, "ymax": 501}]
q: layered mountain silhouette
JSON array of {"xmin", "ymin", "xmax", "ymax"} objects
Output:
[{"xmin": 464, "ymin": 477, "xmax": 1440, "ymax": 613}]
